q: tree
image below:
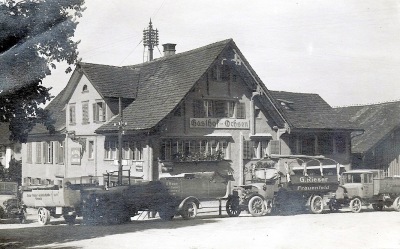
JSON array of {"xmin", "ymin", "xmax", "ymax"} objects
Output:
[{"xmin": 0, "ymin": 0, "xmax": 85, "ymax": 143}]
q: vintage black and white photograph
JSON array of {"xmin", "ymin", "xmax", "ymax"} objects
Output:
[{"xmin": 1, "ymin": 0, "xmax": 400, "ymax": 248}]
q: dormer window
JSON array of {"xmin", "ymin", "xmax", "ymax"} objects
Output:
[
  {"xmin": 82, "ymin": 84, "xmax": 88, "ymax": 92},
  {"xmin": 277, "ymin": 98, "xmax": 294, "ymax": 110}
]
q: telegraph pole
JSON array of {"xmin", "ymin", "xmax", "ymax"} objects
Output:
[
  {"xmin": 143, "ymin": 19, "xmax": 159, "ymax": 61},
  {"xmin": 116, "ymin": 97, "xmax": 126, "ymax": 185}
]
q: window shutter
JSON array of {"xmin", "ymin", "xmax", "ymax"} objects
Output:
[
  {"xmin": 92, "ymin": 103, "xmax": 97, "ymax": 122},
  {"xmin": 43, "ymin": 142, "xmax": 48, "ymax": 164}
]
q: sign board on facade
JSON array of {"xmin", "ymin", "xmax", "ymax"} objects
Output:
[
  {"xmin": 71, "ymin": 148, "xmax": 81, "ymax": 165},
  {"xmin": 190, "ymin": 118, "xmax": 250, "ymax": 129}
]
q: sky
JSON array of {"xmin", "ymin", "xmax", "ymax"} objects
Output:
[{"xmin": 43, "ymin": 0, "xmax": 400, "ymax": 107}]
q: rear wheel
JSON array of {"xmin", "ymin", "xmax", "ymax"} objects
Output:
[
  {"xmin": 38, "ymin": 208, "xmax": 51, "ymax": 225},
  {"xmin": 393, "ymin": 197, "xmax": 400, "ymax": 211},
  {"xmin": 248, "ymin": 196, "xmax": 265, "ymax": 217},
  {"xmin": 310, "ymin": 195, "xmax": 324, "ymax": 214},
  {"xmin": 372, "ymin": 203, "xmax": 384, "ymax": 211},
  {"xmin": 349, "ymin": 198, "xmax": 362, "ymax": 213},
  {"xmin": 226, "ymin": 197, "xmax": 241, "ymax": 217},
  {"xmin": 180, "ymin": 201, "xmax": 197, "ymax": 220}
]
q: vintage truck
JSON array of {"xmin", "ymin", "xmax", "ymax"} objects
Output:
[
  {"xmin": 81, "ymin": 170, "xmax": 232, "ymax": 224},
  {"xmin": 226, "ymin": 155, "xmax": 345, "ymax": 217},
  {"xmin": 22, "ymin": 176, "xmax": 102, "ymax": 225},
  {"xmin": 328, "ymin": 169, "xmax": 400, "ymax": 213},
  {"xmin": 0, "ymin": 181, "xmax": 26, "ymax": 223}
]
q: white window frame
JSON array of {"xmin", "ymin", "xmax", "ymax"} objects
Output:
[
  {"xmin": 69, "ymin": 103, "xmax": 76, "ymax": 125},
  {"xmin": 93, "ymin": 101, "xmax": 106, "ymax": 123}
]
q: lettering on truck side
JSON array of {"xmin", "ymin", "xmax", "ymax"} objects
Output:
[{"xmin": 299, "ymin": 177, "xmax": 329, "ymax": 183}]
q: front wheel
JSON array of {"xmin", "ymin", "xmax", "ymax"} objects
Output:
[
  {"xmin": 38, "ymin": 207, "xmax": 51, "ymax": 225},
  {"xmin": 349, "ymin": 198, "xmax": 362, "ymax": 213},
  {"xmin": 310, "ymin": 195, "xmax": 324, "ymax": 214},
  {"xmin": 180, "ymin": 201, "xmax": 197, "ymax": 220},
  {"xmin": 393, "ymin": 196, "xmax": 400, "ymax": 212},
  {"xmin": 226, "ymin": 197, "xmax": 241, "ymax": 217},
  {"xmin": 248, "ymin": 196, "xmax": 265, "ymax": 217}
]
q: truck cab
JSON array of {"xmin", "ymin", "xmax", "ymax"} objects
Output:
[{"xmin": 337, "ymin": 170, "xmax": 381, "ymax": 200}]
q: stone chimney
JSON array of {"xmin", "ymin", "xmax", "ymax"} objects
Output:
[{"xmin": 162, "ymin": 43, "xmax": 176, "ymax": 57}]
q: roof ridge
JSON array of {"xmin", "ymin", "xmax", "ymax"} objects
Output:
[
  {"xmin": 270, "ymin": 90, "xmax": 320, "ymax": 96},
  {"xmin": 335, "ymin": 99, "xmax": 400, "ymax": 108},
  {"xmin": 123, "ymin": 38, "xmax": 233, "ymax": 68}
]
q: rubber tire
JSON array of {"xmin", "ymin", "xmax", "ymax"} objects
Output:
[
  {"xmin": 372, "ymin": 203, "xmax": 384, "ymax": 211},
  {"xmin": 349, "ymin": 198, "xmax": 362, "ymax": 213},
  {"xmin": 248, "ymin": 196, "xmax": 265, "ymax": 217},
  {"xmin": 393, "ymin": 196, "xmax": 400, "ymax": 212},
  {"xmin": 63, "ymin": 214, "xmax": 77, "ymax": 225},
  {"xmin": 310, "ymin": 195, "xmax": 324, "ymax": 214},
  {"xmin": 226, "ymin": 197, "xmax": 241, "ymax": 217},
  {"xmin": 38, "ymin": 208, "xmax": 51, "ymax": 225},
  {"xmin": 180, "ymin": 201, "xmax": 198, "ymax": 220}
]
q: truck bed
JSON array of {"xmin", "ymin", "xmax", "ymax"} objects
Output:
[{"xmin": 374, "ymin": 177, "xmax": 400, "ymax": 195}]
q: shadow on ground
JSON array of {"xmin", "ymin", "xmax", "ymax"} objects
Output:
[{"xmin": 0, "ymin": 213, "xmax": 221, "ymax": 249}]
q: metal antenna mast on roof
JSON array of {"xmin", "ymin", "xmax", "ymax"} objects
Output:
[{"xmin": 143, "ymin": 19, "xmax": 159, "ymax": 61}]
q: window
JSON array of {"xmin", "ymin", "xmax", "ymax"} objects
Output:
[
  {"xmin": 56, "ymin": 141, "xmax": 64, "ymax": 164},
  {"xmin": 269, "ymin": 140, "xmax": 281, "ymax": 155},
  {"xmin": 237, "ymin": 103, "xmax": 246, "ymax": 119},
  {"xmin": 104, "ymin": 141, "xmax": 117, "ymax": 160},
  {"xmin": 129, "ymin": 141, "xmax": 143, "ymax": 161},
  {"xmin": 93, "ymin": 101, "xmax": 106, "ymax": 122},
  {"xmin": 88, "ymin": 141, "xmax": 94, "ymax": 160},
  {"xmin": 335, "ymin": 134, "xmax": 346, "ymax": 154},
  {"xmin": 82, "ymin": 84, "xmax": 88, "ymax": 92},
  {"xmin": 161, "ymin": 139, "xmax": 230, "ymax": 161},
  {"xmin": 211, "ymin": 64, "xmax": 230, "ymax": 81},
  {"xmin": 318, "ymin": 134, "xmax": 333, "ymax": 154},
  {"xmin": 35, "ymin": 142, "xmax": 42, "ymax": 163},
  {"xmin": 43, "ymin": 142, "xmax": 53, "ymax": 164},
  {"xmin": 69, "ymin": 104, "xmax": 76, "ymax": 125},
  {"xmin": 300, "ymin": 135, "xmax": 315, "ymax": 156},
  {"xmin": 193, "ymin": 100, "xmax": 243, "ymax": 119},
  {"xmin": 82, "ymin": 101, "xmax": 89, "ymax": 124},
  {"xmin": 243, "ymin": 140, "xmax": 268, "ymax": 159},
  {"xmin": 27, "ymin": 143, "xmax": 32, "ymax": 164}
]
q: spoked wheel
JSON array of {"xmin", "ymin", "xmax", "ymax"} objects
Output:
[
  {"xmin": 180, "ymin": 201, "xmax": 198, "ymax": 220},
  {"xmin": 248, "ymin": 196, "xmax": 265, "ymax": 217},
  {"xmin": 393, "ymin": 197, "xmax": 400, "ymax": 212},
  {"xmin": 226, "ymin": 197, "xmax": 241, "ymax": 217},
  {"xmin": 38, "ymin": 207, "xmax": 51, "ymax": 225},
  {"xmin": 310, "ymin": 195, "xmax": 324, "ymax": 214},
  {"xmin": 349, "ymin": 198, "xmax": 362, "ymax": 213},
  {"xmin": 263, "ymin": 199, "xmax": 273, "ymax": 215},
  {"xmin": 63, "ymin": 214, "xmax": 77, "ymax": 225},
  {"xmin": 372, "ymin": 203, "xmax": 384, "ymax": 211}
]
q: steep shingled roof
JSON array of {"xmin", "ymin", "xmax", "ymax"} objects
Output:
[
  {"xmin": 79, "ymin": 63, "xmax": 139, "ymax": 99},
  {"xmin": 97, "ymin": 39, "xmax": 233, "ymax": 132},
  {"xmin": 270, "ymin": 91, "xmax": 359, "ymax": 130},
  {"xmin": 335, "ymin": 101, "xmax": 400, "ymax": 153}
]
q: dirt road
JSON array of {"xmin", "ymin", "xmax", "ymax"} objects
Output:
[{"xmin": 1, "ymin": 203, "xmax": 400, "ymax": 249}]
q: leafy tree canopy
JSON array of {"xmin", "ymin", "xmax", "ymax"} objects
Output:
[{"xmin": 0, "ymin": 0, "xmax": 85, "ymax": 143}]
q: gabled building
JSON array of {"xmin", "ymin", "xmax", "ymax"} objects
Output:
[
  {"xmin": 22, "ymin": 39, "xmax": 359, "ymax": 187},
  {"xmin": 335, "ymin": 101, "xmax": 400, "ymax": 176}
]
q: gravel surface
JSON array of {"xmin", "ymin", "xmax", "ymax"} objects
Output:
[{"xmin": 1, "ymin": 202, "xmax": 400, "ymax": 249}]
